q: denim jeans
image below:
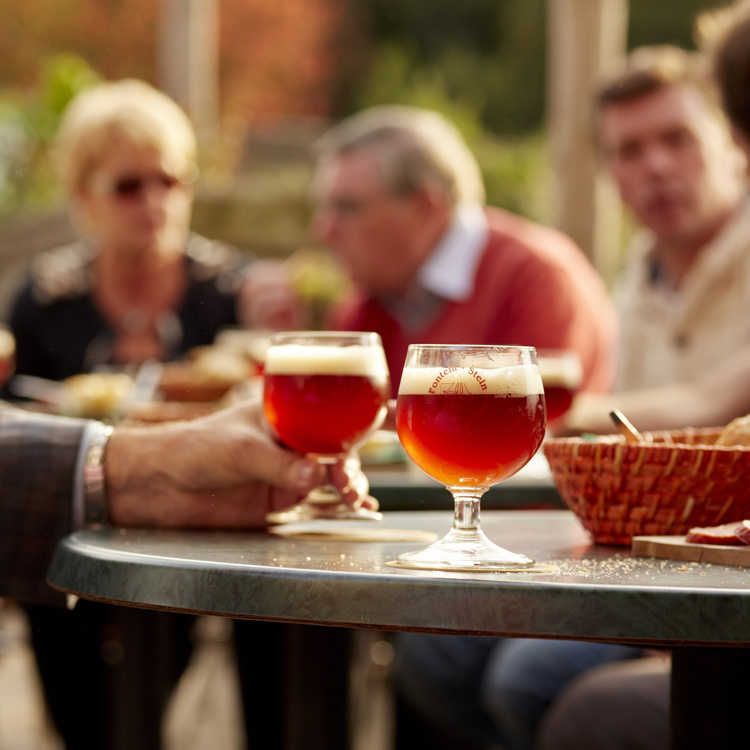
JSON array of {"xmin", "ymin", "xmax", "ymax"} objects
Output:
[{"xmin": 395, "ymin": 633, "xmax": 645, "ymax": 750}]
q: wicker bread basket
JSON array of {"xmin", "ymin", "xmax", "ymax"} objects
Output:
[{"xmin": 543, "ymin": 428, "xmax": 750, "ymax": 546}]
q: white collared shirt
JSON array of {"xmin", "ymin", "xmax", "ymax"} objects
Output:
[{"xmin": 417, "ymin": 202, "xmax": 489, "ymax": 302}]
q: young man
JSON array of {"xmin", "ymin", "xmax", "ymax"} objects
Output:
[
  {"xmin": 565, "ymin": 45, "xmax": 750, "ymax": 433},
  {"xmin": 599, "ymin": 45, "xmax": 747, "ymax": 392}
]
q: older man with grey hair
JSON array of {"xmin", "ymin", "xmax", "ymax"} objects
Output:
[{"xmin": 312, "ymin": 105, "xmax": 617, "ymax": 398}]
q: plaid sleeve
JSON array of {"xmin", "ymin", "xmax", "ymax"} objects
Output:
[{"xmin": 0, "ymin": 404, "xmax": 91, "ymax": 605}]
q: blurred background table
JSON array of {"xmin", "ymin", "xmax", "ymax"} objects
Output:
[{"xmin": 47, "ymin": 510, "xmax": 750, "ymax": 750}]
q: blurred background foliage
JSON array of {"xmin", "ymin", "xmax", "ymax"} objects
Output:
[
  {"xmin": 353, "ymin": 0, "xmax": 725, "ymax": 135},
  {"xmin": 0, "ymin": 0, "xmax": 728, "ymax": 229},
  {"xmin": 0, "ymin": 55, "xmax": 100, "ymax": 216},
  {"xmin": 348, "ymin": 0, "xmax": 726, "ymax": 218}
]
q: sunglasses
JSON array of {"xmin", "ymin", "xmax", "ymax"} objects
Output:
[{"xmin": 91, "ymin": 172, "xmax": 189, "ymax": 200}]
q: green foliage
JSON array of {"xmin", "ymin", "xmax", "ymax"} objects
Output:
[
  {"xmin": 629, "ymin": 0, "xmax": 725, "ymax": 50},
  {"xmin": 356, "ymin": 0, "xmax": 547, "ymax": 135},
  {"xmin": 353, "ymin": 40, "xmax": 548, "ymax": 221},
  {"xmin": 354, "ymin": 42, "xmax": 484, "ymax": 142},
  {"xmin": 0, "ymin": 55, "xmax": 100, "ymax": 220},
  {"xmin": 355, "ymin": 0, "xmax": 729, "ymax": 138},
  {"xmin": 475, "ymin": 131, "xmax": 549, "ymax": 222}
]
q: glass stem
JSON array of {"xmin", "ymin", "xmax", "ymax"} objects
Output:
[
  {"xmin": 449, "ymin": 487, "xmax": 488, "ymax": 534},
  {"xmin": 305, "ymin": 455, "xmax": 342, "ymax": 505}
]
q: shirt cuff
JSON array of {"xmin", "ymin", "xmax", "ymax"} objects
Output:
[{"xmin": 73, "ymin": 421, "xmax": 115, "ymax": 529}]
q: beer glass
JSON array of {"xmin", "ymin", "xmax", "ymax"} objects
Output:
[
  {"xmin": 536, "ymin": 349, "xmax": 582, "ymax": 423},
  {"xmin": 263, "ymin": 331, "xmax": 390, "ymax": 524},
  {"xmin": 394, "ymin": 344, "xmax": 546, "ymax": 570},
  {"xmin": 0, "ymin": 325, "xmax": 15, "ymax": 387}
]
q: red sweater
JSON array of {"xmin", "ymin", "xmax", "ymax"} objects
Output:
[{"xmin": 328, "ymin": 207, "xmax": 617, "ymax": 396}]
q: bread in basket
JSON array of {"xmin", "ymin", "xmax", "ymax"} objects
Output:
[{"xmin": 543, "ymin": 427, "xmax": 750, "ymax": 545}]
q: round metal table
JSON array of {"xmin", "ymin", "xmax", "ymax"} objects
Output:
[{"xmin": 47, "ymin": 510, "xmax": 750, "ymax": 749}]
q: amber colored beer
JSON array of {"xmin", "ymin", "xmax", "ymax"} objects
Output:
[
  {"xmin": 537, "ymin": 351, "xmax": 582, "ymax": 422},
  {"xmin": 397, "ymin": 365, "xmax": 546, "ymax": 487},
  {"xmin": 263, "ymin": 343, "xmax": 389, "ymax": 455},
  {"xmin": 542, "ymin": 384, "xmax": 575, "ymax": 423},
  {"xmin": 0, "ymin": 326, "xmax": 15, "ymax": 387}
]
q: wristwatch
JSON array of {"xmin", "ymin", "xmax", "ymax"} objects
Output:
[{"xmin": 83, "ymin": 422, "xmax": 114, "ymax": 527}]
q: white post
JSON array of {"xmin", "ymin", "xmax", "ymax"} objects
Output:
[
  {"xmin": 158, "ymin": 0, "xmax": 219, "ymax": 149},
  {"xmin": 547, "ymin": 0, "xmax": 628, "ymax": 283}
]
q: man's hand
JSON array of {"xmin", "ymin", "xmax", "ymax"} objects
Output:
[{"xmin": 105, "ymin": 399, "xmax": 374, "ymax": 527}]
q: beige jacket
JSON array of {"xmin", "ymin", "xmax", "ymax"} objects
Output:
[{"xmin": 616, "ymin": 197, "xmax": 750, "ymax": 391}]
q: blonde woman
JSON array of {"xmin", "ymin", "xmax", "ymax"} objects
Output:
[{"xmin": 9, "ymin": 78, "xmax": 302, "ymax": 379}]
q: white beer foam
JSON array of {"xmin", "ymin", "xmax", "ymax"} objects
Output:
[
  {"xmin": 399, "ymin": 365, "xmax": 544, "ymax": 396},
  {"xmin": 265, "ymin": 344, "xmax": 389, "ymax": 378},
  {"xmin": 538, "ymin": 355, "xmax": 583, "ymax": 387}
]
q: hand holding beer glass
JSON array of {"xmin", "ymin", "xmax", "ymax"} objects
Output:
[
  {"xmin": 263, "ymin": 331, "xmax": 390, "ymax": 524},
  {"xmin": 394, "ymin": 345, "xmax": 546, "ymax": 570}
]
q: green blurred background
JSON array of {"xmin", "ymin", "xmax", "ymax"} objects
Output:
[{"xmin": 0, "ymin": 0, "xmax": 729, "ymax": 309}]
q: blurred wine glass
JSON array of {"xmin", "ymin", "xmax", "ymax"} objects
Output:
[
  {"xmin": 0, "ymin": 325, "xmax": 16, "ymax": 388},
  {"xmin": 536, "ymin": 349, "xmax": 582, "ymax": 424}
]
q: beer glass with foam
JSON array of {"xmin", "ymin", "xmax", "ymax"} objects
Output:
[
  {"xmin": 263, "ymin": 331, "xmax": 390, "ymax": 523},
  {"xmin": 0, "ymin": 325, "xmax": 15, "ymax": 387},
  {"xmin": 536, "ymin": 349, "xmax": 582, "ymax": 423},
  {"xmin": 394, "ymin": 344, "xmax": 546, "ymax": 570}
]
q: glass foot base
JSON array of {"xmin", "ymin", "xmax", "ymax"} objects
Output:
[
  {"xmin": 266, "ymin": 502, "xmax": 383, "ymax": 525},
  {"xmin": 393, "ymin": 527, "xmax": 534, "ymax": 572}
]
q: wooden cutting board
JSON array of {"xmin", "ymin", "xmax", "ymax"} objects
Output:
[{"xmin": 632, "ymin": 535, "xmax": 750, "ymax": 567}]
